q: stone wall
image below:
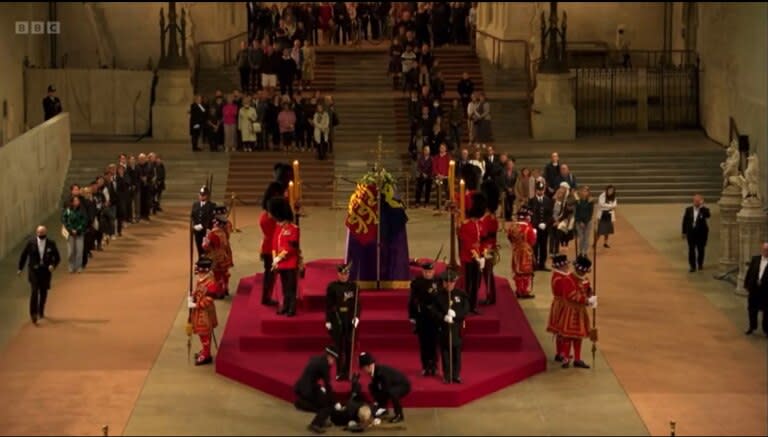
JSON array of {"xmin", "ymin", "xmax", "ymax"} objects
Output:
[
  {"xmin": 0, "ymin": 3, "xmax": 49, "ymax": 143},
  {"xmin": 697, "ymin": 3, "xmax": 768, "ymax": 202},
  {"xmin": 56, "ymin": 2, "xmax": 248, "ymax": 70},
  {"xmin": 0, "ymin": 113, "xmax": 71, "ymax": 260}
]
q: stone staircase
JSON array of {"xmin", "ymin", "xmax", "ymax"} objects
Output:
[{"xmin": 64, "ymin": 143, "xmax": 230, "ymax": 205}]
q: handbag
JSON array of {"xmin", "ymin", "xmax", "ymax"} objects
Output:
[
  {"xmin": 252, "ymin": 121, "xmax": 262, "ymax": 133},
  {"xmin": 61, "ymin": 225, "xmax": 69, "ymax": 239}
]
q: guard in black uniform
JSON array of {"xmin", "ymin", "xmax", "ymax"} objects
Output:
[
  {"xmin": 294, "ymin": 345, "xmax": 340, "ymax": 434},
  {"xmin": 325, "ymin": 262, "xmax": 360, "ymax": 381},
  {"xmin": 408, "ymin": 260, "xmax": 439, "ymax": 376},
  {"xmin": 190, "ymin": 186, "xmax": 216, "ymax": 259},
  {"xmin": 359, "ymin": 352, "xmax": 411, "ymax": 424},
  {"xmin": 429, "ymin": 270, "xmax": 470, "ymax": 384}
]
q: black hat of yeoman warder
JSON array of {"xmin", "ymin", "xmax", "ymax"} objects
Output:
[
  {"xmin": 420, "ymin": 260, "xmax": 435, "ymax": 270},
  {"xmin": 267, "ymin": 196, "xmax": 294, "ymax": 222},
  {"xmin": 358, "ymin": 352, "xmax": 375, "ymax": 367},
  {"xmin": 196, "ymin": 257, "xmax": 213, "ymax": 269},
  {"xmin": 574, "ymin": 256, "xmax": 592, "ymax": 272},
  {"xmin": 551, "ymin": 254, "xmax": 569, "ymax": 268},
  {"xmin": 325, "ymin": 345, "xmax": 339, "ymax": 358},
  {"xmin": 214, "ymin": 205, "xmax": 228, "ymax": 215}
]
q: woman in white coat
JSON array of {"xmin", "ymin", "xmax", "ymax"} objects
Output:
[
  {"xmin": 596, "ymin": 185, "xmax": 617, "ymax": 248},
  {"xmin": 312, "ymin": 103, "xmax": 330, "ymax": 160}
]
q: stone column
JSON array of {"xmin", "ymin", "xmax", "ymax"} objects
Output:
[
  {"xmin": 531, "ymin": 72, "xmax": 576, "ymax": 140},
  {"xmin": 736, "ymin": 198, "xmax": 768, "ymax": 295},
  {"xmin": 718, "ymin": 185, "xmax": 741, "ymax": 276}
]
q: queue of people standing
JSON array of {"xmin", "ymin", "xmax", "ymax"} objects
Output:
[{"xmin": 60, "ymin": 153, "xmax": 166, "ymax": 274}]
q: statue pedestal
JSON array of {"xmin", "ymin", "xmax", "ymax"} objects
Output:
[
  {"xmin": 717, "ymin": 186, "xmax": 741, "ymax": 276},
  {"xmin": 736, "ymin": 199, "xmax": 768, "ymax": 296},
  {"xmin": 531, "ymin": 72, "xmax": 575, "ymax": 141},
  {"xmin": 152, "ymin": 69, "xmax": 193, "ymax": 141}
]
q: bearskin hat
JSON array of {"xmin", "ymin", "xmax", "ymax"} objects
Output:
[
  {"xmin": 267, "ymin": 196, "xmax": 294, "ymax": 222},
  {"xmin": 467, "ymin": 192, "xmax": 487, "ymax": 219},
  {"xmin": 460, "ymin": 164, "xmax": 481, "ymax": 191},
  {"xmin": 273, "ymin": 163, "xmax": 294, "ymax": 187},
  {"xmin": 481, "ymin": 179, "xmax": 500, "ymax": 213},
  {"xmin": 262, "ymin": 181, "xmax": 286, "ymax": 210}
]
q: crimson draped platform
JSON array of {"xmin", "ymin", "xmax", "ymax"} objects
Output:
[{"xmin": 215, "ymin": 259, "xmax": 546, "ymax": 407}]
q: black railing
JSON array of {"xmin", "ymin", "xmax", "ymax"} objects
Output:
[{"xmin": 573, "ymin": 58, "xmax": 700, "ymax": 135}]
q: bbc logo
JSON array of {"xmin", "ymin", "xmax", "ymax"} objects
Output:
[{"xmin": 15, "ymin": 21, "xmax": 60, "ymax": 35}]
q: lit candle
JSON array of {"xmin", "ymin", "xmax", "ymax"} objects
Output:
[
  {"xmin": 448, "ymin": 160, "xmax": 455, "ymax": 200},
  {"xmin": 459, "ymin": 179, "xmax": 466, "ymax": 222},
  {"xmin": 292, "ymin": 160, "xmax": 301, "ymax": 201},
  {"xmin": 288, "ymin": 181, "xmax": 295, "ymax": 212}
]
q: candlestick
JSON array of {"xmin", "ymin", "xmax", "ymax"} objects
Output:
[
  {"xmin": 288, "ymin": 181, "xmax": 295, "ymax": 212},
  {"xmin": 459, "ymin": 179, "xmax": 466, "ymax": 222},
  {"xmin": 292, "ymin": 160, "xmax": 301, "ymax": 201},
  {"xmin": 448, "ymin": 160, "xmax": 455, "ymax": 200}
]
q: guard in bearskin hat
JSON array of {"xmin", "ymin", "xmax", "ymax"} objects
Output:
[
  {"xmin": 479, "ymin": 180, "xmax": 500, "ymax": 305},
  {"xmin": 259, "ymin": 181, "xmax": 286, "ymax": 306},
  {"xmin": 268, "ymin": 196, "xmax": 300, "ymax": 316},
  {"xmin": 457, "ymin": 191, "xmax": 487, "ymax": 314}
]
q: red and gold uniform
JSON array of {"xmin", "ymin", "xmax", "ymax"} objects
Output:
[
  {"xmin": 190, "ymin": 259, "xmax": 220, "ymax": 365},
  {"xmin": 272, "ymin": 217, "xmax": 301, "ymax": 316},
  {"xmin": 547, "ymin": 254, "xmax": 571, "ymax": 361},
  {"xmin": 259, "ymin": 210, "xmax": 278, "ymax": 305},
  {"xmin": 556, "ymin": 257, "xmax": 594, "ymax": 368},
  {"xmin": 508, "ymin": 217, "xmax": 537, "ymax": 298},
  {"xmin": 203, "ymin": 219, "xmax": 234, "ymax": 297}
]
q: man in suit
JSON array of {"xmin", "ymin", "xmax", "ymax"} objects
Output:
[
  {"xmin": 42, "ymin": 85, "xmax": 62, "ymax": 121},
  {"xmin": 528, "ymin": 182, "xmax": 554, "ymax": 271},
  {"xmin": 17, "ymin": 226, "xmax": 61, "ymax": 324},
  {"xmin": 294, "ymin": 346, "xmax": 340, "ymax": 434},
  {"xmin": 558, "ymin": 164, "xmax": 577, "ymax": 190},
  {"xmin": 744, "ymin": 242, "xmax": 768, "ymax": 335},
  {"xmin": 189, "ymin": 95, "xmax": 207, "ymax": 152},
  {"xmin": 191, "ymin": 186, "xmax": 217, "ymax": 259},
  {"xmin": 543, "ymin": 152, "xmax": 561, "ymax": 197},
  {"xmin": 681, "ymin": 194, "xmax": 710, "ymax": 272},
  {"xmin": 359, "ymin": 352, "xmax": 411, "ymax": 424}
]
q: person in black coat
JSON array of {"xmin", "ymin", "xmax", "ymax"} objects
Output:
[
  {"xmin": 408, "ymin": 260, "xmax": 439, "ymax": 375},
  {"xmin": 428, "ymin": 270, "xmax": 470, "ymax": 384},
  {"xmin": 294, "ymin": 346, "xmax": 340, "ymax": 434},
  {"xmin": 17, "ymin": 226, "xmax": 61, "ymax": 324},
  {"xmin": 681, "ymin": 194, "xmax": 710, "ymax": 272},
  {"xmin": 528, "ymin": 181, "xmax": 554, "ymax": 270},
  {"xmin": 359, "ymin": 352, "xmax": 411, "ymax": 423},
  {"xmin": 115, "ymin": 165, "xmax": 131, "ymax": 236},
  {"xmin": 277, "ymin": 48, "xmax": 297, "ymax": 97},
  {"xmin": 189, "ymin": 95, "xmax": 207, "ymax": 151},
  {"xmin": 543, "ymin": 152, "xmax": 561, "ymax": 197},
  {"xmin": 43, "ymin": 85, "xmax": 63, "ymax": 121},
  {"xmin": 191, "ymin": 186, "xmax": 217, "ymax": 259},
  {"xmin": 744, "ymin": 242, "xmax": 768, "ymax": 335}
]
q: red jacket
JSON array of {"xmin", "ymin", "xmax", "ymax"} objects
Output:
[
  {"xmin": 272, "ymin": 222, "xmax": 300, "ymax": 269},
  {"xmin": 260, "ymin": 211, "xmax": 277, "ymax": 255},
  {"xmin": 458, "ymin": 219, "xmax": 484, "ymax": 263},
  {"xmin": 432, "ymin": 154, "xmax": 450, "ymax": 177},
  {"xmin": 479, "ymin": 213, "xmax": 498, "ymax": 253}
]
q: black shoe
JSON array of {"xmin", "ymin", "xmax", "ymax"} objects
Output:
[
  {"xmin": 603, "ymin": 244, "xmax": 610, "ymax": 248},
  {"xmin": 277, "ymin": 308, "xmax": 287, "ymax": 315},
  {"xmin": 746, "ymin": 328, "xmax": 755, "ymax": 335},
  {"xmin": 689, "ymin": 268, "xmax": 696, "ymax": 273},
  {"xmin": 561, "ymin": 361, "xmax": 571, "ymax": 369},
  {"xmin": 195, "ymin": 356, "xmax": 213, "ymax": 366},
  {"xmin": 307, "ymin": 424, "xmax": 326, "ymax": 434},
  {"xmin": 31, "ymin": 314, "xmax": 38, "ymax": 325},
  {"xmin": 573, "ymin": 360, "xmax": 590, "ymax": 369},
  {"xmin": 452, "ymin": 377, "xmax": 462, "ymax": 384},
  {"xmin": 554, "ymin": 354, "xmax": 563, "ymax": 362},
  {"xmin": 518, "ymin": 294, "xmax": 536, "ymax": 299},
  {"xmin": 389, "ymin": 414, "xmax": 404, "ymax": 424}
]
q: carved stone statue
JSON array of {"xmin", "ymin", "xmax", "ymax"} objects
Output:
[
  {"xmin": 738, "ymin": 153, "xmax": 761, "ymax": 202},
  {"xmin": 720, "ymin": 139, "xmax": 742, "ymax": 190}
]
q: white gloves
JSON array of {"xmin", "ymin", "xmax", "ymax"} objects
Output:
[
  {"xmin": 443, "ymin": 315, "xmax": 454, "ymax": 324},
  {"xmin": 320, "ymin": 386, "xmax": 326, "ymax": 393},
  {"xmin": 538, "ymin": 223, "xmax": 546, "ymax": 230},
  {"xmin": 193, "ymin": 224, "xmax": 203, "ymax": 231},
  {"xmin": 373, "ymin": 418, "xmax": 382, "ymax": 426},
  {"xmin": 448, "ymin": 309, "xmax": 456, "ymax": 318},
  {"xmin": 48, "ymin": 265, "xmax": 55, "ymax": 272},
  {"xmin": 475, "ymin": 257, "xmax": 486, "ymax": 270},
  {"xmin": 271, "ymin": 256, "xmax": 284, "ymax": 270},
  {"xmin": 352, "ymin": 317, "xmax": 359, "ymax": 328},
  {"xmin": 409, "ymin": 318, "xmax": 416, "ymax": 324},
  {"xmin": 187, "ymin": 296, "xmax": 197, "ymax": 309},
  {"xmin": 587, "ymin": 296, "xmax": 598, "ymax": 308},
  {"xmin": 325, "ymin": 322, "xmax": 332, "ymax": 330},
  {"xmin": 334, "ymin": 402, "xmax": 343, "ymax": 411},
  {"xmin": 193, "ymin": 124, "xmax": 200, "ymax": 129},
  {"xmin": 348, "ymin": 420, "xmax": 358, "ymax": 428}
]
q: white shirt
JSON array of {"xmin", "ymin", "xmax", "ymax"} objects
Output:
[
  {"xmin": 200, "ymin": 201, "xmax": 206, "ymax": 208},
  {"xmin": 760, "ymin": 257, "xmax": 768, "ymax": 283},
  {"xmin": 693, "ymin": 206, "xmax": 700, "ymax": 223},
  {"xmin": 37, "ymin": 238, "xmax": 46, "ymax": 260}
]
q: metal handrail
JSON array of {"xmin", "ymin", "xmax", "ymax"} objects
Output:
[{"xmin": 192, "ymin": 31, "xmax": 249, "ymax": 93}]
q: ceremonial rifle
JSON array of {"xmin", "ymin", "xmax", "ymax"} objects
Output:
[
  {"xmin": 349, "ymin": 263, "xmax": 360, "ymax": 378},
  {"xmin": 448, "ymin": 285, "xmax": 453, "ymax": 384},
  {"xmin": 186, "ymin": 217, "xmax": 193, "ymax": 364}
]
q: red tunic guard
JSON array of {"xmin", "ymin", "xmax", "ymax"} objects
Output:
[{"xmin": 190, "ymin": 258, "xmax": 220, "ymax": 366}]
